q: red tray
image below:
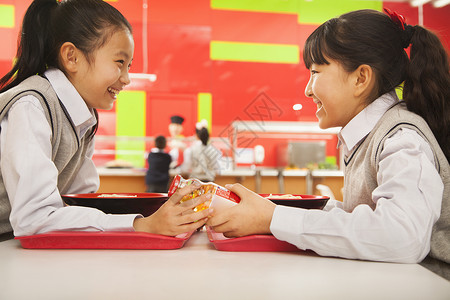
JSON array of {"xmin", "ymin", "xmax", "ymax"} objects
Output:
[
  {"xmin": 15, "ymin": 231, "xmax": 193, "ymax": 250},
  {"xmin": 206, "ymin": 227, "xmax": 301, "ymax": 252}
]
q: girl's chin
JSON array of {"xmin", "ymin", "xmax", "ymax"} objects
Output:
[
  {"xmin": 317, "ymin": 119, "xmax": 331, "ymax": 129},
  {"xmin": 102, "ymin": 103, "xmax": 115, "ymax": 110}
]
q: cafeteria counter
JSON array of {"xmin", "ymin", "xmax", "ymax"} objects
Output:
[
  {"xmin": 1, "ymin": 230, "xmax": 449, "ymax": 300},
  {"xmin": 97, "ymin": 167, "xmax": 344, "ymax": 199}
]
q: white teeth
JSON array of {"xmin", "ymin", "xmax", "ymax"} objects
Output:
[
  {"xmin": 316, "ymin": 102, "xmax": 323, "ymax": 113},
  {"xmin": 108, "ymin": 87, "xmax": 119, "ymax": 95}
]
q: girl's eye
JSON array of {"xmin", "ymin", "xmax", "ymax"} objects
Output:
[
  {"xmin": 311, "ymin": 70, "xmax": 318, "ymax": 75},
  {"xmin": 117, "ymin": 60, "xmax": 125, "ymax": 65}
]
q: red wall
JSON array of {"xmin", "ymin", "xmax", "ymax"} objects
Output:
[{"xmin": 1, "ymin": 1, "xmax": 449, "ymax": 167}]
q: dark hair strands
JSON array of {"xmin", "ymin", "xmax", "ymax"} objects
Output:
[
  {"xmin": 155, "ymin": 135, "xmax": 167, "ymax": 149},
  {"xmin": 0, "ymin": 0, "xmax": 133, "ymax": 139},
  {"xmin": 404, "ymin": 26, "xmax": 450, "ymax": 161},
  {"xmin": 197, "ymin": 128, "xmax": 210, "ymax": 146},
  {"xmin": 303, "ymin": 9, "xmax": 449, "ymax": 161},
  {"xmin": 0, "ymin": 0, "xmax": 57, "ymax": 92}
]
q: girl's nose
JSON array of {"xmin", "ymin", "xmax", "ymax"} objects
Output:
[
  {"xmin": 304, "ymin": 79, "xmax": 313, "ymax": 98},
  {"xmin": 121, "ymin": 71, "xmax": 131, "ymax": 86}
]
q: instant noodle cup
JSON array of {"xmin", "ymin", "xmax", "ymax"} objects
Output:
[{"xmin": 168, "ymin": 175, "xmax": 240, "ymax": 213}]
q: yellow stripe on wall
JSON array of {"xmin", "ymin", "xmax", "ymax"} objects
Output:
[
  {"xmin": 297, "ymin": 0, "xmax": 382, "ymax": 25},
  {"xmin": 210, "ymin": 40, "xmax": 299, "ymax": 64},
  {"xmin": 211, "ymin": 0, "xmax": 298, "ymax": 15},
  {"xmin": 115, "ymin": 90, "xmax": 146, "ymax": 168},
  {"xmin": 0, "ymin": 4, "xmax": 14, "ymax": 28},
  {"xmin": 198, "ymin": 93, "xmax": 212, "ymax": 133}
]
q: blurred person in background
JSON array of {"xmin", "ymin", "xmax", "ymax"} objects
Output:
[
  {"xmin": 181, "ymin": 120, "xmax": 220, "ymax": 182},
  {"xmin": 168, "ymin": 115, "xmax": 186, "ymax": 169},
  {"xmin": 146, "ymin": 135, "xmax": 172, "ymax": 193}
]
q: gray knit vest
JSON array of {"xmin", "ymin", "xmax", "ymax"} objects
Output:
[
  {"xmin": 342, "ymin": 102, "xmax": 449, "ymax": 265},
  {"xmin": 0, "ymin": 75, "xmax": 94, "ymax": 235}
]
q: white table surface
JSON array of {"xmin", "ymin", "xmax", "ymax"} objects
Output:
[{"xmin": 0, "ymin": 230, "xmax": 449, "ymax": 300}]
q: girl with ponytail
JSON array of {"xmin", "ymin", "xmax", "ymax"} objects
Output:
[
  {"xmin": 181, "ymin": 122, "xmax": 221, "ymax": 182},
  {"xmin": 0, "ymin": 0, "xmax": 211, "ymax": 239},
  {"xmin": 207, "ymin": 9, "xmax": 450, "ymax": 279}
]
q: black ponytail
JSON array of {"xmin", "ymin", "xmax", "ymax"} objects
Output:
[
  {"xmin": 303, "ymin": 9, "xmax": 449, "ymax": 162},
  {"xmin": 0, "ymin": 0, "xmax": 133, "ymax": 139},
  {"xmin": 0, "ymin": 0, "xmax": 57, "ymax": 92},
  {"xmin": 403, "ymin": 26, "xmax": 450, "ymax": 161},
  {"xmin": 0, "ymin": 0, "xmax": 132, "ymax": 93},
  {"xmin": 197, "ymin": 128, "xmax": 210, "ymax": 146}
]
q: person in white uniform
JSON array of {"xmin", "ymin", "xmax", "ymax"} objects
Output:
[{"xmin": 181, "ymin": 120, "xmax": 220, "ymax": 182}]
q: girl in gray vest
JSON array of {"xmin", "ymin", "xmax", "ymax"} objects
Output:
[
  {"xmin": 0, "ymin": 0, "xmax": 211, "ymax": 239},
  {"xmin": 207, "ymin": 9, "xmax": 449, "ymax": 279}
]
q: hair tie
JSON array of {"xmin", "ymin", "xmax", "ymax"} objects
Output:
[
  {"xmin": 195, "ymin": 119, "xmax": 209, "ymax": 130},
  {"xmin": 384, "ymin": 8, "xmax": 406, "ymax": 30},
  {"xmin": 402, "ymin": 24, "xmax": 415, "ymax": 48},
  {"xmin": 384, "ymin": 8, "xmax": 414, "ymax": 48}
]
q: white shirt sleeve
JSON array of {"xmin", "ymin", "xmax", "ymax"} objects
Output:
[
  {"xmin": 270, "ymin": 128, "xmax": 444, "ymax": 263},
  {"xmin": 67, "ymin": 136, "xmax": 100, "ymax": 194},
  {"xmin": 1, "ymin": 96, "xmax": 138, "ymax": 236}
]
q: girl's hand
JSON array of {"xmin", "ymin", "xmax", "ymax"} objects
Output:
[
  {"xmin": 206, "ymin": 183, "xmax": 276, "ymax": 238},
  {"xmin": 133, "ymin": 182, "xmax": 213, "ymax": 236}
]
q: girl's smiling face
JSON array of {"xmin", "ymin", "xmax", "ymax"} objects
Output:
[
  {"xmin": 304, "ymin": 59, "xmax": 367, "ymax": 129},
  {"xmin": 70, "ymin": 28, "xmax": 134, "ymax": 110}
]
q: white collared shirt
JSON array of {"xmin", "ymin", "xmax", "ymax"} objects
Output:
[
  {"xmin": 0, "ymin": 69, "xmax": 137, "ymax": 236},
  {"xmin": 270, "ymin": 92, "xmax": 444, "ymax": 263}
]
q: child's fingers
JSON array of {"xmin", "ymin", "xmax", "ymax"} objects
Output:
[
  {"xmin": 167, "ymin": 180, "xmax": 202, "ymax": 205},
  {"xmin": 179, "ymin": 207, "xmax": 213, "ymax": 225},
  {"xmin": 224, "ymin": 183, "xmax": 255, "ymax": 199},
  {"xmin": 225, "ymin": 183, "xmax": 271, "ymax": 207},
  {"xmin": 205, "ymin": 208, "xmax": 233, "ymax": 227},
  {"xmin": 207, "ymin": 220, "xmax": 237, "ymax": 237},
  {"xmin": 179, "ymin": 193, "xmax": 212, "ymax": 211},
  {"xmin": 177, "ymin": 217, "xmax": 208, "ymax": 233}
]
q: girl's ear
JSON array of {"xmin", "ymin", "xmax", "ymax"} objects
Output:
[
  {"xmin": 353, "ymin": 64, "xmax": 375, "ymax": 98},
  {"xmin": 59, "ymin": 42, "xmax": 80, "ymax": 73}
]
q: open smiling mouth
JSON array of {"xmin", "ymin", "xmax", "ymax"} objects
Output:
[
  {"xmin": 107, "ymin": 87, "xmax": 120, "ymax": 98},
  {"xmin": 316, "ymin": 102, "xmax": 323, "ymax": 113}
]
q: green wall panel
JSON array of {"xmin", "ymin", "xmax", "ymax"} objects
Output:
[
  {"xmin": 0, "ymin": 4, "xmax": 14, "ymax": 28},
  {"xmin": 298, "ymin": 0, "xmax": 382, "ymax": 24},
  {"xmin": 210, "ymin": 40, "xmax": 299, "ymax": 64},
  {"xmin": 198, "ymin": 92, "xmax": 212, "ymax": 133},
  {"xmin": 211, "ymin": 0, "xmax": 382, "ymax": 25},
  {"xmin": 115, "ymin": 90, "xmax": 146, "ymax": 168},
  {"xmin": 211, "ymin": 0, "xmax": 298, "ymax": 14}
]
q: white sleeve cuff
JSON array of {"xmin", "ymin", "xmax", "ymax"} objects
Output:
[
  {"xmin": 270, "ymin": 205, "xmax": 308, "ymax": 250},
  {"xmin": 102, "ymin": 214, "xmax": 142, "ymax": 232}
]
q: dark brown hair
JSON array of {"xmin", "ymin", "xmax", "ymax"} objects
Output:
[
  {"xmin": 154, "ymin": 135, "xmax": 167, "ymax": 150},
  {"xmin": 196, "ymin": 127, "xmax": 210, "ymax": 146},
  {"xmin": 303, "ymin": 9, "xmax": 449, "ymax": 161},
  {"xmin": 0, "ymin": 0, "xmax": 133, "ymax": 137}
]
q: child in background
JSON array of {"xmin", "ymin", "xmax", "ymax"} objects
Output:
[
  {"xmin": 146, "ymin": 135, "xmax": 172, "ymax": 193},
  {"xmin": 0, "ymin": 0, "xmax": 211, "ymax": 238},
  {"xmin": 207, "ymin": 9, "xmax": 449, "ymax": 279}
]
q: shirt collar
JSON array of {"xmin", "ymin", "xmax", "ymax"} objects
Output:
[
  {"xmin": 44, "ymin": 68, "xmax": 97, "ymax": 138},
  {"xmin": 338, "ymin": 91, "xmax": 399, "ymax": 154}
]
